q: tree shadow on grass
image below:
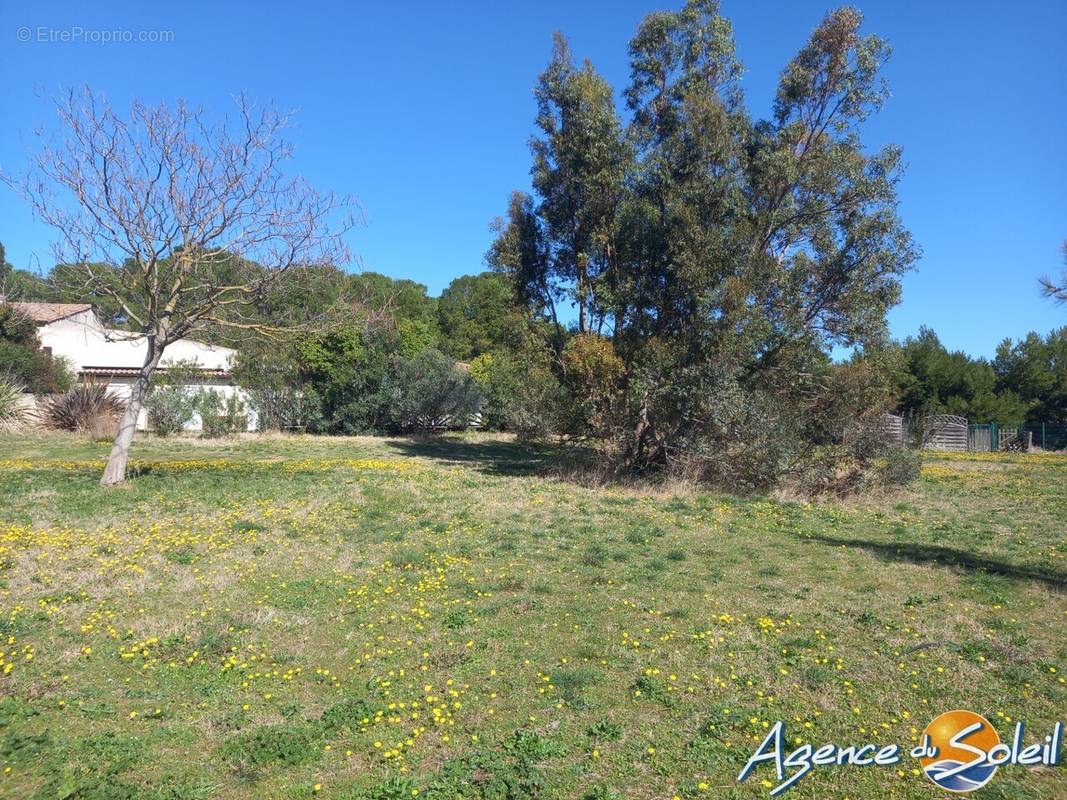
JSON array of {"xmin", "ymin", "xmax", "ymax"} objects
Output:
[
  {"xmin": 383, "ymin": 435, "xmax": 597, "ymax": 480},
  {"xmin": 803, "ymin": 533, "xmax": 1067, "ymax": 590}
]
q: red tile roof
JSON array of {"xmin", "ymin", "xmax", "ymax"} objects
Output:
[
  {"xmin": 8, "ymin": 302, "xmax": 92, "ymax": 324},
  {"xmin": 80, "ymin": 366, "xmax": 231, "ymax": 378}
]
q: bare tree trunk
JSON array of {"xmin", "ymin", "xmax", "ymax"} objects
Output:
[{"xmin": 100, "ymin": 342, "xmax": 163, "ymax": 486}]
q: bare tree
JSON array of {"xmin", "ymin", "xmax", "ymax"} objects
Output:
[
  {"xmin": 1039, "ymin": 241, "xmax": 1067, "ymax": 303},
  {"xmin": 2, "ymin": 88, "xmax": 357, "ymax": 485}
]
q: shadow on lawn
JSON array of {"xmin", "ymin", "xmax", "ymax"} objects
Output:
[
  {"xmin": 384, "ymin": 436, "xmax": 595, "ymax": 479},
  {"xmin": 804, "ymin": 534, "xmax": 1067, "ymax": 590}
]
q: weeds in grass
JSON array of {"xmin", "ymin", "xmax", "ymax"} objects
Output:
[{"xmin": 0, "ymin": 434, "xmax": 1062, "ymax": 799}]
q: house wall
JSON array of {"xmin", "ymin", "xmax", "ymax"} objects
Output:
[
  {"xmin": 37, "ymin": 309, "xmax": 256, "ymax": 432},
  {"xmin": 38, "ymin": 310, "xmax": 235, "ymax": 372},
  {"xmin": 98, "ymin": 376, "xmax": 255, "ymax": 432}
]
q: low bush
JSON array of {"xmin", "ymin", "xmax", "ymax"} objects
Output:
[
  {"xmin": 246, "ymin": 385, "xmax": 323, "ymax": 432},
  {"xmin": 145, "ymin": 384, "xmax": 198, "ymax": 436},
  {"xmin": 381, "ymin": 348, "xmax": 482, "ymax": 433},
  {"xmin": 41, "ymin": 380, "xmax": 125, "ymax": 437},
  {"xmin": 198, "ymin": 391, "xmax": 248, "ymax": 438},
  {"xmin": 0, "ymin": 375, "xmax": 28, "ymax": 429},
  {"xmin": 145, "ymin": 360, "xmax": 204, "ymax": 436}
]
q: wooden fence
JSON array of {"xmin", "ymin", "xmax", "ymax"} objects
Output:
[
  {"xmin": 923, "ymin": 414, "xmax": 969, "ymax": 451},
  {"xmin": 881, "ymin": 413, "xmax": 908, "ymax": 447}
]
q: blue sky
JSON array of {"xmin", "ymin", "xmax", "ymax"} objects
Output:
[{"xmin": 2, "ymin": 0, "xmax": 1065, "ymax": 357}]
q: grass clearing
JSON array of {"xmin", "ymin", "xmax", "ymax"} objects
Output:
[{"xmin": 0, "ymin": 431, "xmax": 1063, "ymax": 798}]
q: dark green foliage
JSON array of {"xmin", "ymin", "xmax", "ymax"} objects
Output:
[
  {"xmin": 380, "ymin": 348, "xmax": 482, "ymax": 433},
  {"xmin": 424, "ymin": 746, "xmax": 545, "ymax": 800},
  {"xmin": 502, "ymin": 730, "xmax": 568, "ymax": 761},
  {"xmin": 0, "ymin": 302, "xmax": 72, "ymax": 393},
  {"xmin": 164, "ymin": 547, "xmax": 196, "ymax": 565},
  {"xmin": 437, "ymin": 272, "xmax": 526, "ymax": 361},
  {"xmin": 549, "ymin": 667, "xmax": 598, "ymax": 708},
  {"xmin": 994, "ymin": 327, "xmax": 1067, "ymax": 423},
  {"xmin": 442, "ymin": 607, "xmax": 472, "ymax": 630},
  {"xmin": 895, "ymin": 327, "xmax": 1028, "ymax": 422},
  {"xmin": 585, "ymin": 720, "xmax": 622, "ymax": 741},
  {"xmin": 892, "ymin": 325, "xmax": 1067, "ymax": 425},
  {"xmin": 488, "ymin": 2, "xmax": 919, "ymax": 491},
  {"xmin": 237, "ymin": 316, "xmax": 487, "ymax": 435},
  {"xmin": 231, "ymin": 342, "xmax": 322, "ymax": 432},
  {"xmin": 0, "ymin": 242, "xmax": 56, "ymax": 302},
  {"xmin": 467, "ymin": 351, "xmax": 573, "ymax": 436},
  {"xmin": 221, "ymin": 723, "xmax": 323, "ymax": 770},
  {"xmin": 347, "ymin": 272, "xmax": 439, "ymax": 333},
  {"xmin": 319, "ymin": 697, "xmax": 373, "ymax": 733},
  {"xmin": 294, "ymin": 323, "xmax": 396, "ymax": 434},
  {"xmin": 525, "ymin": 33, "xmax": 630, "ymax": 338},
  {"xmin": 631, "ymin": 673, "xmax": 675, "ymax": 707}
]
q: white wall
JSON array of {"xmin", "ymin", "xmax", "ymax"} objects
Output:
[
  {"xmin": 102, "ymin": 376, "xmax": 256, "ymax": 432},
  {"xmin": 38, "ymin": 310, "xmax": 235, "ymax": 372},
  {"xmin": 37, "ymin": 309, "xmax": 256, "ymax": 432}
]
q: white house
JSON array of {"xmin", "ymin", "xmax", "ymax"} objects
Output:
[{"xmin": 13, "ymin": 302, "xmax": 252, "ymax": 431}]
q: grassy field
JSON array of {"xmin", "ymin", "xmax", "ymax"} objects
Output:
[{"xmin": 0, "ymin": 432, "xmax": 1063, "ymax": 799}]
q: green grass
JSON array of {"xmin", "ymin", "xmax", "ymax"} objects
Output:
[{"xmin": 0, "ymin": 431, "xmax": 1063, "ymax": 798}]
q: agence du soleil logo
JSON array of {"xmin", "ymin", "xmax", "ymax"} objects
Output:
[{"xmin": 737, "ymin": 709, "xmax": 1063, "ymax": 795}]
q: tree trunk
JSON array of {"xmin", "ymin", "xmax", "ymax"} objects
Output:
[{"xmin": 100, "ymin": 342, "xmax": 163, "ymax": 486}]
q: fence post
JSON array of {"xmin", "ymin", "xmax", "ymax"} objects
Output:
[
  {"xmin": 1042, "ymin": 422, "xmax": 1046, "ymax": 450},
  {"xmin": 991, "ymin": 422, "xmax": 998, "ymax": 452}
]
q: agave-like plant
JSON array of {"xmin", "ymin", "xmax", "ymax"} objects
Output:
[
  {"xmin": 42, "ymin": 379, "xmax": 126, "ymax": 435},
  {"xmin": 0, "ymin": 375, "xmax": 29, "ymax": 428}
]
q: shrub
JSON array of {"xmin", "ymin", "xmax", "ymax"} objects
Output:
[
  {"xmin": 0, "ymin": 303, "xmax": 73, "ymax": 393},
  {"xmin": 0, "ymin": 375, "xmax": 29, "ymax": 428},
  {"xmin": 468, "ymin": 351, "xmax": 578, "ymax": 438},
  {"xmin": 467, "ymin": 353, "xmax": 509, "ymax": 429},
  {"xmin": 562, "ymin": 334, "xmax": 624, "ymax": 437},
  {"xmin": 381, "ymin": 349, "xmax": 482, "ymax": 433},
  {"xmin": 293, "ymin": 323, "xmax": 396, "ymax": 434},
  {"xmin": 145, "ymin": 359, "xmax": 205, "ymax": 436},
  {"xmin": 232, "ymin": 342, "xmax": 323, "ymax": 432},
  {"xmin": 246, "ymin": 386, "xmax": 323, "ymax": 432},
  {"xmin": 872, "ymin": 446, "xmax": 922, "ymax": 488},
  {"xmin": 507, "ymin": 361, "xmax": 576, "ymax": 441},
  {"xmin": 614, "ymin": 340, "xmax": 918, "ymax": 496},
  {"xmin": 41, "ymin": 380, "xmax": 125, "ymax": 437},
  {"xmin": 145, "ymin": 384, "xmax": 198, "ymax": 436},
  {"xmin": 197, "ymin": 390, "xmax": 247, "ymax": 438}
]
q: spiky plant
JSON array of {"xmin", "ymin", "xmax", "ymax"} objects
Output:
[
  {"xmin": 0, "ymin": 375, "xmax": 29, "ymax": 429},
  {"xmin": 42, "ymin": 379, "xmax": 126, "ymax": 435}
]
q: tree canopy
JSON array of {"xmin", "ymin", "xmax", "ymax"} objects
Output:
[{"xmin": 488, "ymin": 1, "xmax": 920, "ymax": 488}]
